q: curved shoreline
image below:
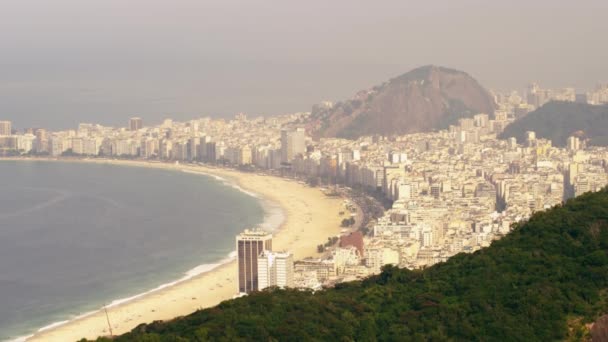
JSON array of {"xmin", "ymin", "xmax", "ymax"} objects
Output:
[
  {"xmin": 14, "ymin": 251, "xmax": 239, "ymax": 342},
  {"xmin": 6, "ymin": 158, "xmax": 282, "ymax": 341},
  {"xmin": 4, "ymin": 158, "xmax": 272, "ymax": 342},
  {"xmin": 1, "ymin": 158, "xmax": 345, "ymax": 342}
]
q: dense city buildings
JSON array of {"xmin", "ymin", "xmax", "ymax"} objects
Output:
[
  {"xmin": 525, "ymin": 83, "xmax": 575, "ymax": 108},
  {"xmin": 236, "ymin": 229, "xmax": 273, "ymax": 294},
  {"xmin": 2, "ymin": 82, "xmax": 608, "ymax": 291},
  {"xmin": 586, "ymin": 84, "xmax": 608, "ymax": 105}
]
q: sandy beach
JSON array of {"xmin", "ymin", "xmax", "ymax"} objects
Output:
[{"xmin": 22, "ymin": 159, "xmax": 345, "ymax": 342}]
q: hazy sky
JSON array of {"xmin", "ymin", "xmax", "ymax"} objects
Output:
[{"xmin": 1, "ymin": 0, "xmax": 607, "ymax": 129}]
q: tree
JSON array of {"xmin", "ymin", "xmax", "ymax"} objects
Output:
[{"xmin": 89, "ymin": 188, "xmax": 608, "ymax": 342}]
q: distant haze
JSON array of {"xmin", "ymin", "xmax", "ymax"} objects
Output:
[{"xmin": 1, "ymin": 0, "xmax": 607, "ymax": 129}]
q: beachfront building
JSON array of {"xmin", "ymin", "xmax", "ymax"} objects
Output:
[
  {"xmin": 236, "ymin": 229, "xmax": 273, "ymax": 294},
  {"xmin": 0, "ymin": 121, "xmax": 12, "ymax": 136},
  {"xmin": 280, "ymin": 127, "xmax": 306, "ymax": 164},
  {"xmin": 257, "ymin": 250, "xmax": 294, "ymax": 290}
]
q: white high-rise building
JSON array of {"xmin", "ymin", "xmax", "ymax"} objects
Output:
[
  {"xmin": 421, "ymin": 230, "xmax": 433, "ymax": 247},
  {"xmin": 257, "ymin": 250, "xmax": 293, "ymax": 290},
  {"xmin": 526, "ymin": 131, "xmax": 536, "ymax": 146},
  {"xmin": 365, "ymin": 244, "xmax": 399, "ymax": 274},
  {"xmin": 280, "ymin": 127, "xmax": 306, "ymax": 164},
  {"xmin": 0, "ymin": 121, "xmax": 12, "ymax": 136},
  {"xmin": 141, "ymin": 138, "xmax": 159, "ymax": 159},
  {"xmin": 83, "ymin": 138, "xmax": 99, "ymax": 156},
  {"xmin": 16, "ymin": 134, "xmax": 35, "ymax": 153},
  {"xmin": 567, "ymin": 136, "xmax": 580, "ymax": 151},
  {"xmin": 473, "ymin": 113, "xmax": 489, "ymax": 128},
  {"xmin": 49, "ymin": 136, "xmax": 68, "ymax": 156},
  {"xmin": 34, "ymin": 129, "xmax": 49, "ymax": 153}
]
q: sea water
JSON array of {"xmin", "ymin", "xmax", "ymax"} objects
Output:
[{"xmin": 0, "ymin": 160, "xmax": 273, "ymax": 341}]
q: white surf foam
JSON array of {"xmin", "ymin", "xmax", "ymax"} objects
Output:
[
  {"xmin": 16, "ymin": 165, "xmax": 284, "ymax": 341},
  {"xmin": 180, "ymin": 168, "xmax": 286, "ymax": 232},
  {"xmin": 13, "ymin": 250, "xmax": 238, "ymax": 342}
]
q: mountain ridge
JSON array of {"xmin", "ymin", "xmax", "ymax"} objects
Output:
[{"xmin": 499, "ymin": 101, "xmax": 608, "ymax": 147}]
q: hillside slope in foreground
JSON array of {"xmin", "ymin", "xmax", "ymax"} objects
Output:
[{"xmin": 91, "ymin": 188, "xmax": 608, "ymax": 341}]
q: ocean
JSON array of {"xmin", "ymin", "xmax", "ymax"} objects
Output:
[{"xmin": 0, "ymin": 160, "xmax": 271, "ymax": 341}]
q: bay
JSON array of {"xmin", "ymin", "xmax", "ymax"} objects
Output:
[{"xmin": 0, "ymin": 160, "xmax": 264, "ymax": 341}]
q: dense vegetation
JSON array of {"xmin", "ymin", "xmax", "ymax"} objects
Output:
[
  {"xmin": 93, "ymin": 188, "xmax": 608, "ymax": 341},
  {"xmin": 500, "ymin": 101, "xmax": 608, "ymax": 147}
]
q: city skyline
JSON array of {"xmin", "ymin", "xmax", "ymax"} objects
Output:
[
  {"xmin": 4, "ymin": 1, "xmax": 608, "ymax": 340},
  {"xmin": 2, "ymin": 81, "xmax": 606, "ymax": 279}
]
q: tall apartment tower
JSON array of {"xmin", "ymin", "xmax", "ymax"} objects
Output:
[
  {"xmin": 257, "ymin": 251, "xmax": 294, "ymax": 290},
  {"xmin": 236, "ymin": 229, "xmax": 273, "ymax": 294},
  {"xmin": 33, "ymin": 128, "xmax": 49, "ymax": 153},
  {"xmin": 567, "ymin": 136, "xmax": 580, "ymax": 151},
  {"xmin": 280, "ymin": 127, "xmax": 306, "ymax": 164},
  {"xmin": 129, "ymin": 117, "xmax": 143, "ymax": 131},
  {"xmin": 0, "ymin": 121, "xmax": 12, "ymax": 136},
  {"xmin": 526, "ymin": 131, "xmax": 536, "ymax": 147}
]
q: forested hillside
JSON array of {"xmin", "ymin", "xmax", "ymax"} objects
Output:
[
  {"xmin": 500, "ymin": 101, "xmax": 608, "ymax": 147},
  {"xmin": 91, "ymin": 188, "xmax": 608, "ymax": 341}
]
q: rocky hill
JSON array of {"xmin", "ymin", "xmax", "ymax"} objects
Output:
[
  {"xmin": 307, "ymin": 65, "xmax": 496, "ymax": 139},
  {"xmin": 499, "ymin": 101, "xmax": 608, "ymax": 147}
]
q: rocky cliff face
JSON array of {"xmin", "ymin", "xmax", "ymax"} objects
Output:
[{"xmin": 308, "ymin": 65, "xmax": 496, "ymax": 139}]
